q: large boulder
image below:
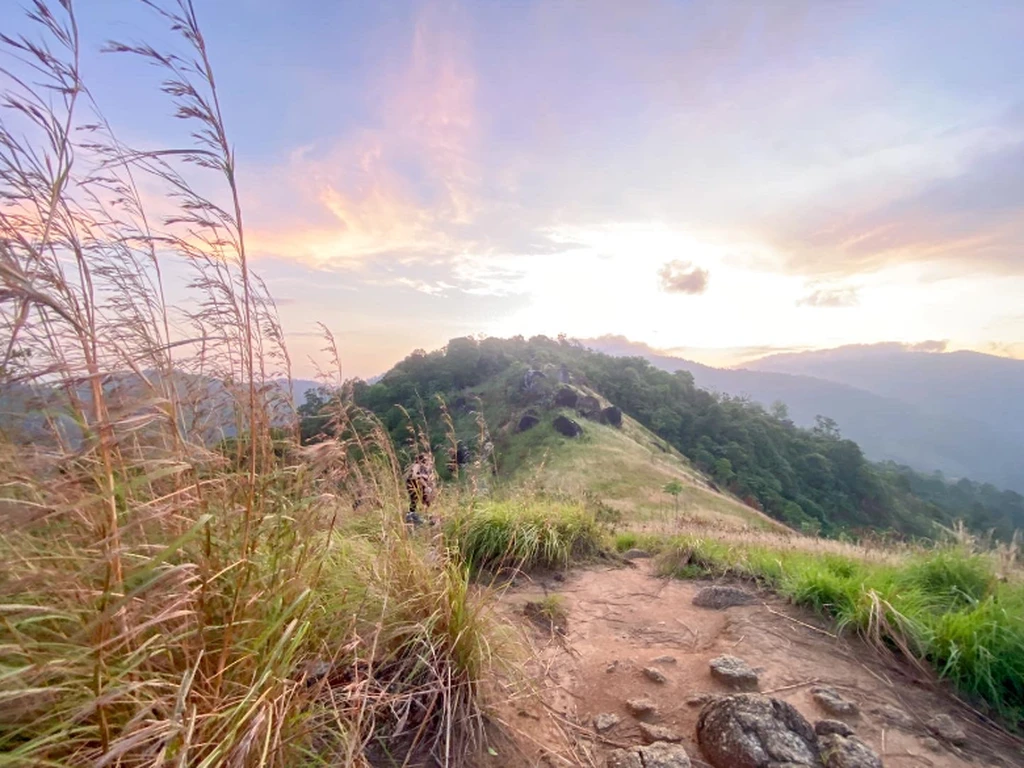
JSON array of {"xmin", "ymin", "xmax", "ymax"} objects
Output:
[
  {"xmin": 554, "ymin": 386, "xmax": 579, "ymax": 408},
  {"xmin": 553, "ymin": 415, "xmax": 583, "ymax": 437},
  {"xmin": 697, "ymin": 694, "xmax": 822, "ymax": 768},
  {"xmin": 601, "ymin": 405, "xmax": 623, "ymax": 427},
  {"xmin": 517, "ymin": 411, "xmax": 541, "ymax": 432},
  {"xmin": 577, "ymin": 394, "xmax": 602, "ymax": 419}
]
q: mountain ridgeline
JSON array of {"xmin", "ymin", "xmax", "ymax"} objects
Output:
[{"xmin": 339, "ymin": 336, "xmax": 1024, "ymax": 540}]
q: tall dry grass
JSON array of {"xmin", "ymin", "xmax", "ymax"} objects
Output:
[{"xmin": 0, "ymin": 3, "xmax": 499, "ymax": 765}]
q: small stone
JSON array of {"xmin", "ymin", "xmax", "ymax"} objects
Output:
[
  {"xmin": 692, "ymin": 585, "xmax": 757, "ymax": 609},
  {"xmin": 709, "ymin": 655, "xmax": 760, "ymax": 691},
  {"xmin": 927, "ymin": 713, "xmax": 968, "ymax": 746},
  {"xmin": 811, "ymin": 686, "xmax": 860, "ymax": 717},
  {"xmin": 819, "ymin": 733, "xmax": 883, "ymax": 768},
  {"xmin": 626, "ymin": 698, "xmax": 658, "ymax": 717},
  {"xmin": 652, "ymin": 655, "xmax": 677, "ymax": 665},
  {"xmin": 594, "ymin": 713, "xmax": 621, "ymax": 732},
  {"xmin": 606, "ymin": 660, "xmax": 619, "ymax": 673},
  {"xmin": 643, "ymin": 666, "xmax": 669, "ymax": 684},
  {"xmin": 921, "ymin": 737, "xmax": 943, "ymax": 753},
  {"xmin": 871, "ymin": 704, "xmax": 914, "ymax": 730},
  {"xmin": 639, "ymin": 722, "xmax": 684, "ymax": 744},
  {"xmin": 636, "ymin": 742, "xmax": 692, "ymax": 768},
  {"xmin": 606, "ymin": 748, "xmax": 642, "ymax": 768},
  {"xmin": 815, "ymin": 719, "xmax": 855, "ymax": 737},
  {"xmin": 623, "ymin": 548, "xmax": 651, "ymax": 560}
]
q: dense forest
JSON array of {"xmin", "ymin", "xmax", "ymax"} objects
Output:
[{"xmin": 300, "ymin": 336, "xmax": 1024, "ymax": 540}]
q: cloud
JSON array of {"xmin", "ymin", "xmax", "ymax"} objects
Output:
[
  {"xmin": 909, "ymin": 340, "xmax": 949, "ymax": 353},
  {"xmin": 658, "ymin": 260, "xmax": 709, "ymax": 294},
  {"xmin": 797, "ymin": 285, "xmax": 859, "ymax": 307}
]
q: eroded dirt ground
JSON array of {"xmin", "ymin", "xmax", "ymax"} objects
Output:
[{"xmin": 487, "ymin": 561, "xmax": 1024, "ymax": 768}]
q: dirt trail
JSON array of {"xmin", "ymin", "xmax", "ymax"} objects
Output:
[{"xmin": 492, "ymin": 562, "xmax": 1023, "ymax": 768}]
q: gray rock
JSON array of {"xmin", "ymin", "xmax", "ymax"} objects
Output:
[
  {"xmin": 692, "ymin": 585, "xmax": 757, "ymax": 609},
  {"xmin": 818, "ymin": 734, "xmax": 882, "ymax": 768},
  {"xmin": 815, "ymin": 720, "xmax": 854, "ymax": 737},
  {"xmin": 697, "ymin": 694, "xmax": 822, "ymax": 768},
  {"xmin": 623, "ymin": 548, "xmax": 651, "ymax": 560},
  {"xmin": 626, "ymin": 697, "xmax": 658, "ymax": 717},
  {"xmin": 920, "ymin": 737, "xmax": 943, "ymax": 753},
  {"xmin": 709, "ymin": 655, "xmax": 760, "ymax": 691},
  {"xmin": 594, "ymin": 712, "xmax": 621, "ymax": 732},
  {"xmin": 637, "ymin": 742, "xmax": 692, "ymax": 768},
  {"xmin": 811, "ymin": 687, "xmax": 860, "ymax": 718},
  {"xmin": 926, "ymin": 713, "xmax": 968, "ymax": 746},
  {"xmin": 639, "ymin": 722, "xmax": 684, "ymax": 744},
  {"xmin": 643, "ymin": 666, "xmax": 669, "ymax": 684},
  {"xmin": 607, "ymin": 748, "xmax": 643, "ymax": 768},
  {"xmin": 606, "ymin": 660, "xmax": 619, "ymax": 674},
  {"xmin": 554, "ymin": 386, "xmax": 579, "ymax": 408},
  {"xmin": 870, "ymin": 705, "xmax": 914, "ymax": 730},
  {"xmin": 602, "ymin": 405, "xmax": 623, "ymax": 427},
  {"xmin": 652, "ymin": 655, "xmax": 678, "ymax": 665},
  {"xmin": 553, "ymin": 414, "xmax": 583, "ymax": 437}
]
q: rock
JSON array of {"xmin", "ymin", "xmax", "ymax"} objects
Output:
[
  {"xmin": 594, "ymin": 713, "xmax": 621, "ymax": 732},
  {"xmin": 643, "ymin": 666, "xmax": 669, "ymax": 684},
  {"xmin": 920, "ymin": 737, "xmax": 943, "ymax": 753},
  {"xmin": 811, "ymin": 686, "xmax": 860, "ymax": 718},
  {"xmin": 601, "ymin": 405, "xmax": 623, "ymax": 427},
  {"xmin": 523, "ymin": 368, "xmax": 547, "ymax": 391},
  {"xmin": 639, "ymin": 722, "xmax": 684, "ymax": 744},
  {"xmin": 558, "ymin": 364, "xmax": 571, "ymax": 384},
  {"xmin": 692, "ymin": 585, "xmax": 757, "ymax": 609},
  {"xmin": 870, "ymin": 705, "xmax": 914, "ymax": 730},
  {"xmin": 709, "ymin": 655, "xmax": 760, "ymax": 691},
  {"xmin": 687, "ymin": 693, "xmax": 721, "ymax": 707},
  {"xmin": 926, "ymin": 713, "xmax": 968, "ymax": 746},
  {"xmin": 607, "ymin": 749, "xmax": 643, "ymax": 768},
  {"xmin": 553, "ymin": 414, "xmax": 583, "ymax": 437},
  {"xmin": 697, "ymin": 694, "xmax": 822, "ymax": 768},
  {"xmin": 637, "ymin": 742, "xmax": 692, "ymax": 768},
  {"xmin": 652, "ymin": 655, "xmax": 677, "ymax": 665},
  {"xmin": 299, "ymin": 659, "xmax": 332, "ymax": 686},
  {"xmin": 818, "ymin": 733, "xmax": 882, "ymax": 768},
  {"xmin": 516, "ymin": 411, "xmax": 541, "ymax": 432},
  {"xmin": 622, "ymin": 548, "xmax": 651, "ymax": 560},
  {"xmin": 626, "ymin": 698, "xmax": 658, "ymax": 717},
  {"xmin": 815, "ymin": 720, "xmax": 855, "ymax": 737},
  {"xmin": 606, "ymin": 660, "xmax": 619, "ymax": 674},
  {"xmin": 554, "ymin": 386, "xmax": 579, "ymax": 408},
  {"xmin": 577, "ymin": 394, "xmax": 602, "ymax": 419}
]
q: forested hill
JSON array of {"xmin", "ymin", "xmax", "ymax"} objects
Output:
[{"xmin": 339, "ymin": 336, "xmax": 1024, "ymax": 540}]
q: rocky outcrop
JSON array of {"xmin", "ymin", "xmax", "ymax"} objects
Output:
[
  {"xmin": 554, "ymin": 386, "xmax": 579, "ymax": 408},
  {"xmin": 517, "ymin": 411, "xmax": 541, "ymax": 432},
  {"xmin": 553, "ymin": 414, "xmax": 583, "ymax": 437},
  {"xmin": 697, "ymin": 694, "xmax": 822, "ymax": 768},
  {"xmin": 601, "ymin": 405, "xmax": 623, "ymax": 427},
  {"xmin": 692, "ymin": 585, "xmax": 756, "ymax": 609},
  {"xmin": 577, "ymin": 394, "xmax": 602, "ymax": 419}
]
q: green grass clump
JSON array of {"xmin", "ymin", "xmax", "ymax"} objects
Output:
[
  {"xmin": 657, "ymin": 537, "xmax": 1024, "ymax": 727},
  {"xmin": 447, "ymin": 498, "xmax": 603, "ymax": 572}
]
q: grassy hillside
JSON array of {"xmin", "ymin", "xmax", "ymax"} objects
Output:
[{"xmin": 344, "ymin": 336, "xmax": 1024, "ymax": 541}]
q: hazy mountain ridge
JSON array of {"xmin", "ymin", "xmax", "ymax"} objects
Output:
[{"xmin": 584, "ymin": 337, "xmax": 1024, "ymax": 493}]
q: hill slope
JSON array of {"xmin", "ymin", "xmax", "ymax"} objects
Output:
[
  {"xmin": 345, "ymin": 336, "xmax": 1024, "ymax": 540},
  {"xmin": 585, "ymin": 337, "xmax": 1024, "ymax": 493}
]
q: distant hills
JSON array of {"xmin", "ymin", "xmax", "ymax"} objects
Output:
[{"xmin": 584, "ymin": 338, "xmax": 1024, "ymax": 493}]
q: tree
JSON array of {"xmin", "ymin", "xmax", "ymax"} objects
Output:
[{"xmin": 663, "ymin": 480, "xmax": 684, "ymax": 515}]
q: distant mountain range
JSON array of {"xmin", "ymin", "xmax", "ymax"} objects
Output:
[{"xmin": 584, "ymin": 338, "xmax": 1024, "ymax": 493}]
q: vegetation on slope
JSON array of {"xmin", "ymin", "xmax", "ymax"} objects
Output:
[
  {"xmin": 640, "ymin": 534, "xmax": 1024, "ymax": 728},
  {"xmin": 336, "ymin": 335, "xmax": 1024, "ymax": 540}
]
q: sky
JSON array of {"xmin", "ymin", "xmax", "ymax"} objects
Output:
[{"xmin": 7, "ymin": 0, "xmax": 1024, "ymax": 378}]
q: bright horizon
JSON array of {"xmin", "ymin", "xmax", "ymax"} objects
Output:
[{"xmin": 13, "ymin": 1, "xmax": 1024, "ymax": 379}]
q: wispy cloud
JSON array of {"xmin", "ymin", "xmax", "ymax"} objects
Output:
[{"xmin": 797, "ymin": 285, "xmax": 859, "ymax": 307}]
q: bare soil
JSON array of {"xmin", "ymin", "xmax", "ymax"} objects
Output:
[{"xmin": 486, "ymin": 562, "xmax": 1024, "ymax": 768}]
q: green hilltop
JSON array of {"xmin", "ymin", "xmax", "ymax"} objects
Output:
[{"xmin": 304, "ymin": 335, "xmax": 1024, "ymax": 541}]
